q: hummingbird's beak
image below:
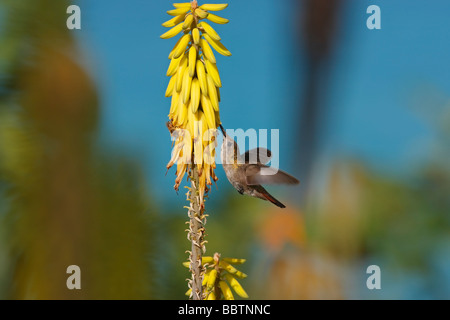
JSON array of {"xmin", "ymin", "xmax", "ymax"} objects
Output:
[{"xmin": 219, "ymin": 124, "xmax": 226, "ymax": 137}]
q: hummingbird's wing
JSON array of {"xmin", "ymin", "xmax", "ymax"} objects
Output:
[
  {"xmin": 242, "ymin": 148, "xmax": 272, "ymax": 164},
  {"xmin": 245, "ymin": 165, "xmax": 300, "ymax": 186}
]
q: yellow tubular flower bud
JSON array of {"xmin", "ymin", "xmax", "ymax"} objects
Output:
[
  {"xmin": 206, "ymin": 269, "xmax": 218, "ymax": 291},
  {"xmin": 176, "ymin": 54, "xmax": 188, "ymax": 92},
  {"xmin": 177, "ymin": 95, "xmax": 189, "ymax": 126},
  {"xmin": 194, "ymin": 111, "xmax": 203, "ymax": 168},
  {"xmin": 168, "ymin": 36, "xmax": 183, "ymax": 59},
  {"xmin": 202, "ymin": 256, "xmax": 214, "ymax": 264},
  {"xmin": 195, "ymin": 8, "xmax": 209, "ymax": 19},
  {"xmin": 188, "ymin": 46, "xmax": 197, "ymax": 77},
  {"xmin": 219, "ymin": 261, "xmax": 247, "ymax": 279},
  {"xmin": 199, "ymin": 111, "xmax": 209, "ymax": 171},
  {"xmin": 222, "ymin": 258, "xmax": 246, "ymax": 265},
  {"xmin": 196, "ymin": 62, "xmax": 208, "ymax": 96},
  {"xmin": 206, "ymin": 291, "xmax": 216, "ymax": 300},
  {"xmin": 183, "ymin": 14, "xmax": 194, "ymax": 29},
  {"xmin": 191, "ymin": 78, "xmax": 201, "ymax": 113},
  {"xmin": 199, "ymin": 21, "xmax": 221, "ymax": 41},
  {"xmin": 192, "ymin": 28, "xmax": 201, "ymax": 45},
  {"xmin": 160, "ymin": 22, "xmax": 184, "ymax": 39},
  {"xmin": 203, "ymin": 131, "xmax": 216, "ymax": 165},
  {"xmin": 162, "ymin": 14, "xmax": 185, "ymax": 28},
  {"xmin": 201, "ymin": 110, "xmax": 209, "ymax": 135},
  {"xmin": 173, "ymin": 34, "xmax": 191, "ymax": 59},
  {"xmin": 170, "ymin": 89, "xmax": 180, "ymax": 117},
  {"xmin": 182, "ymin": 68, "xmax": 193, "ymax": 104},
  {"xmin": 199, "ymin": 4, "xmax": 229, "ymax": 12},
  {"xmin": 203, "ymin": 33, "xmax": 232, "ymax": 56},
  {"xmin": 167, "ymin": 7, "xmax": 190, "ymax": 16},
  {"xmin": 167, "ymin": 54, "xmax": 182, "ymax": 77},
  {"xmin": 193, "ymin": 111, "xmax": 202, "ymax": 140},
  {"xmin": 201, "ymin": 94, "xmax": 216, "ymax": 128},
  {"xmin": 165, "ymin": 75, "xmax": 177, "ymax": 97},
  {"xmin": 224, "ymin": 273, "xmax": 249, "ymax": 298},
  {"xmin": 202, "ymin": 269, "xmax": 211, "ymax": 286},
  {"xmin": 173, "ymin": 3, "xmax": 192, "ymax": 9},
  {"xmin": 207, "ymin": 13, "xmax": 229, "ymax": 24},
  {"xmin": 200, "ymin": 39, "xmax": 216, "ymax": 64},
  {"xmin": 206, "ymin": 74, "xmax": 219, "ymax": 111},
  {"xmin": 188, "ymin": 103, "xmax": 196, "ymax": 137},
  {"xmin": 205, "ymin": 59, "xmax": 222, "ymax": 87},
  {"xmin": 219, "ymin": 280, "xmax": 234, "ymax": 300}
]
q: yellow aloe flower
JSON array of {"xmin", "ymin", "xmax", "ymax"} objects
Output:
[
  {"xmin": 182, "ymin": 252, "xmax": 249, "ymax": 300},
  {"xmin": 162, "ymin": 1, "xmax": 230, "ymax": 204}
]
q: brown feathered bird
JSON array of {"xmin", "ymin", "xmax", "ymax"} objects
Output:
[{"xmin": 220, "ymin": 125, "xmax": 299, "ymax": 208}]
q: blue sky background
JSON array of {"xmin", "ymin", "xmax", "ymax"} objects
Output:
[{"xmin": 75, "ymin": 0, "xmax": 450, "ymax": 204}]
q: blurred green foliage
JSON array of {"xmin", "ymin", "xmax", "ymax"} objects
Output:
[{"xmin": 0, "ymin": 0, "xmax": 157, "ymax": 299}]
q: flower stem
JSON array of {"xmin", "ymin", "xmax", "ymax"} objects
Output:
[{"xmin": 188, "ymin": 165, "xmax": 205, "ymax": 300}]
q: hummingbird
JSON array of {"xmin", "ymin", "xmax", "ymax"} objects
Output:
[{"xmin": 219, "ymin": 125, "xmax": 299, "ymax": 208}]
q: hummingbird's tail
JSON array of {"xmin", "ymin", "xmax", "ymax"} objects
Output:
[{"xmin": 261, "ymin": 191, "xmax": 286, "ymax": 208}]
